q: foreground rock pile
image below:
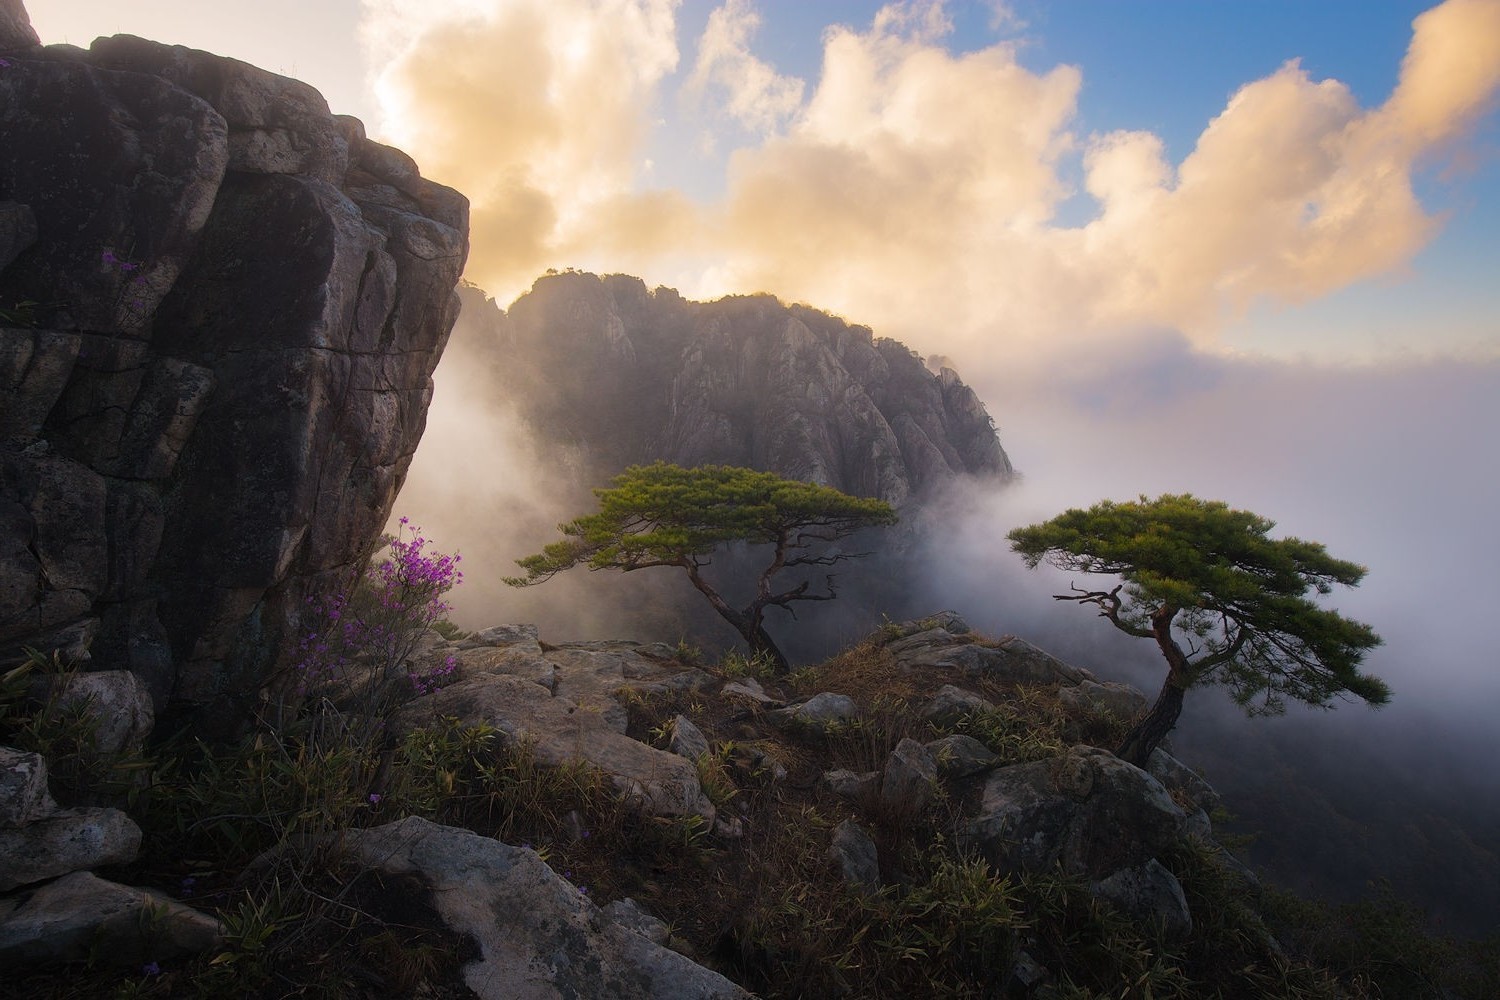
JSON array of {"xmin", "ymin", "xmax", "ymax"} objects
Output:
[
  {"xmin": 0, "ymin": 670, "xmax": 221, "ymax": 965},
  {"xmin": 387, "ymin": 612, "xmax": 1234, "ymax": 972}
]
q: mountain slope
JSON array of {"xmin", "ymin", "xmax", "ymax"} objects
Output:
[{"xmin": 463, "ymin": 272, "xmax": 1011, "ymax": 506}]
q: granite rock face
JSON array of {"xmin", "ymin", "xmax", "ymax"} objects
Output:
[
  {"xmin": 0, "ymin": 9, "xmax": 468, "ymax": 730},
  {"xmin": 0, "ymin": 0, "xmax": 38, "ymax": 51},
  {"xmin": 345, "ymin": 817, "xmax": 750, "ymax": 1000},
  {"xmin": 460, "ymin": 274, "xmax": 1011, "ymax": 506}
]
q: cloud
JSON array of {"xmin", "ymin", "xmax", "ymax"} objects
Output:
[
  {"xmin": 361, "ymin": 0, "xmax": 682, "ymax": 297},
  {"xmin": 684, "ymin": 0, "xmax": 804, "ymax": 134},
  {"xmin": 362, "ymin": 0, "xmax": 1500, "ymax": 359},
  {"xmin": 710, "ymin": 0, "xmax": 1500, "ymax": 354}
]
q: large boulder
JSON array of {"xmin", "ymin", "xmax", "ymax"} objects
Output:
[
  {"xmin": 1058, "ymin": 679, "xmax": 1148, "ymax": 723},
  {"xmin": 32, "ymin": 670, "xmax": 153, "ymax": 754},
  {"xmin": 0, "ymin": 806, "xmax": 142, "ymax": 891},
  {"xmin": 343, "ymin": 817, "xmax": 750, "ymax": 1000},
  {"xmin": 0, "ymin": 12, "xmax": 468, "ymax": 731},
  {"xmin": 0, "ymin": 746, "xmax": 54, "ymax": 827},
  {"xmin": 883, "ymin": 621, "xmax": 1093, "ymax": 687},
  {"xmin": 962, "ymin": 746, "xmax": 1188, "ymax": 880},
  {"xmin": 0, "ymin": 870, "xmax": 222, "ymax": 966}
]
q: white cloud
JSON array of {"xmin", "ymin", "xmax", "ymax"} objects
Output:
[{"xmin": 684, "ymin": 0, "xmax": 804, "ymax": 134}]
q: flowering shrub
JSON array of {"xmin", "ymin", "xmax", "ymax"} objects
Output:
[{"xmin": 294, "ymin": 518, "xmax": 462, "ymax": 714}]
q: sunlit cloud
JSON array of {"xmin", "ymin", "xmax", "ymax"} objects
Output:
[
  {"xmin": 361, "ymin": 0, "xmax": 1500, "ymax": 363},
  {"xmin": 361, "ymin": 0, "xmax": 681, "ymax": 295}
]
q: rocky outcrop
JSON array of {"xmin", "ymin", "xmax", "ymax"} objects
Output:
[
  {"xmin": 962, "ymin": 745, "xmax": 1194, "ymax": 933},
  {"xmin": 344, "ymin": 817, "xmax": 750, "ymax": 1000},
  {"xmin": 395, "ymin": 631, "xmax": 718, "ymax": 823},
  {"xmin": 458, "ymin": 274, "xmax": 1011, "ymax": 506},
  {"xmin": 0, "ymin": 5, "xmax": 468, "ymax": 730},
  {"xmin": 874, "ymin": 615, "xmax": 1102, "ymax": 688}
]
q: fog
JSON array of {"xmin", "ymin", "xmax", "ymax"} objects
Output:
[{"xmin": 397, "ymin": 298, "xmax": 1500, "ymax": 931}]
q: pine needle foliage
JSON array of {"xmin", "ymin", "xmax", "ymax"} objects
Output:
[
  {"xmin": 507, "ymin": 462, "xmax": 896, "ymax": 671},
  {"xmin": 1008, "ymin": 494, "xmax": 1388, "ymax": 764}
]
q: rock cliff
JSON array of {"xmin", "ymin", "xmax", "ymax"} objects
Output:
[
  {"xmin": 0, "ymin": 4, "xmax": 469, "ymax": 730},
  {"xmin": 462, "ymin": 272, "xmax": 1011, "ymax": 506}
]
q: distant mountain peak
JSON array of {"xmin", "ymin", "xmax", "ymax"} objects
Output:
[{"xmin": 465, "ymin": 271, "xmax": 1012, "ymax": 505}]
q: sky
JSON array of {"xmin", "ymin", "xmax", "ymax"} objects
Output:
[
  {"xmin": 31, "ymin": 0, "xmax": 1500, "ymax": 361},
  {"xmin": 30, "ymin": 2, "xmax": 1500, "ymax": 728}
]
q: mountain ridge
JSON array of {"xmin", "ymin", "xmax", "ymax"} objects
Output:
[{"xmin": 460, "ymin": 271, "xmax": 1011, "ymax": 507}]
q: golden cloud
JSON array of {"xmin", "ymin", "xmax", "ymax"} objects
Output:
[{"xmin": 363, "ymin": 0, "xmax": 1500, "ymax": 358}]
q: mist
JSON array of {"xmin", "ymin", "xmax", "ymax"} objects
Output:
[
  {"xmin": 914, "ymin": 337, "xmax": 1500, "ymax": 931},
  {"xmin": 395, "ymin": 292, "xmax": 1500, "ymax": 932}
]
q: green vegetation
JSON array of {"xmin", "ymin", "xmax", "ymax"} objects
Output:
[
  {"xmin": 1008, "ymin": 494, "xmax": 1388, "ymax": 765},
  {"xmin": 506, "ymin": 462, "xmax": 897, "ymax": 673},
  {"xmin": 7, "ymin": 513, "xmax": 1492, "ymax": 1000},
  {"xmin": 5, "ymin": 631, "xmax": 1495, "ymax": 998}
]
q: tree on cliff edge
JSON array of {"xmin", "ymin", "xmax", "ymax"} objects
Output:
[
  {"xmin": 505, "ymin": 462, "xmax": 897, "ymax": 673},
  {"xmin": 1008, "ymin": 494, "xmax": 1388, "ymax": 767}
]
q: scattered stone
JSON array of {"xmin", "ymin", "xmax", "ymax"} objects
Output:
[
  {"xmin": 822, "ymin": 769, "xmax": 880, "ymax": 803},
  {"xmin": 720, "ymin": 678, "xmax": 781, "ymax": 706},
  {"xmin": 629, "ymin": 668, "xmax": 717, "ymax": 697},
  {"xmin": 924, "ymin": 734, "xmax": 1000, "ymax": 779},
  {"xmin": 0, "ymin": 747, "xmax": 55, "ymax": 827},
  {"xmin": 460, "ymin": 623, "xmax": 541, "ymax": 648},
  {"xmin": 879, "ymin": 738, "xmax": 939, "ymax": 815},
  {"xmin": 920, "ymin": 684, "xmax": 995, "ymax": 727},
  {"xmin": 869, "ymin": 612, "xmax": 973, "ymax": 645},
  {"xmin": 0, "ymin": 806, "xmax": 142, "ymax": 891},
  {"xmin": 829, "ymin": 819, "xmax": 880, "ymax": 896},
  {"xmin": 963, "ymin": 746, "xmax": 1187, "ymax": 880},
  {"xmin": 1058, "ymin": 679, "xmax": 1147, "ymax": 722},
  {"xmin": 0, "ymin": 871, "xmax": 223, "ymax": 967},
  {"xmin": 34, "ymin": 670, "xmax": 154, "ymax": 754},
  {"xmin": 1090, "ymin": 858, "xmax": 1193, "ymax": 937},
  {"xmin": 1008, "ymin": 949, "xmax": 1050, "ymax": 994},
  {"xmin": 770, "ymin": 692, "xmax": 857, "ymax": 729},
  {"xmin": 670, "ymin": 715, "xmax": 711, "ymax": 761},
  {"xmin": 344, "ymin": 817, "xmax": 750, "ymax": 1000}
]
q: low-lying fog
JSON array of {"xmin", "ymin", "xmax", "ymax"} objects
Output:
[{"xmin": 399, "ymin": 304, "xmax": 1500, "ymax": 931}]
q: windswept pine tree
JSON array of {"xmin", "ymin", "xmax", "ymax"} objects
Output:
[
  {"xmin": 1008, "ymin": 494, "xmax": 1389, "ymax": 766},
  {"xmin": 507, "ymin": 462, "xmax": 897, "ymax": 672}
]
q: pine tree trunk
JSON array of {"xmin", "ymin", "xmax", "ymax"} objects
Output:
[
  {"xmin": 1115, "ymin": 681, "xmax": 1185, "ymax": 768},
  {"xmin": 746, "ymin": 623, "xmax": 790, "ymax": 674},
  {"xmin": 681, "ymin": 564, "xmax": 792, "ymax": 673}
]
